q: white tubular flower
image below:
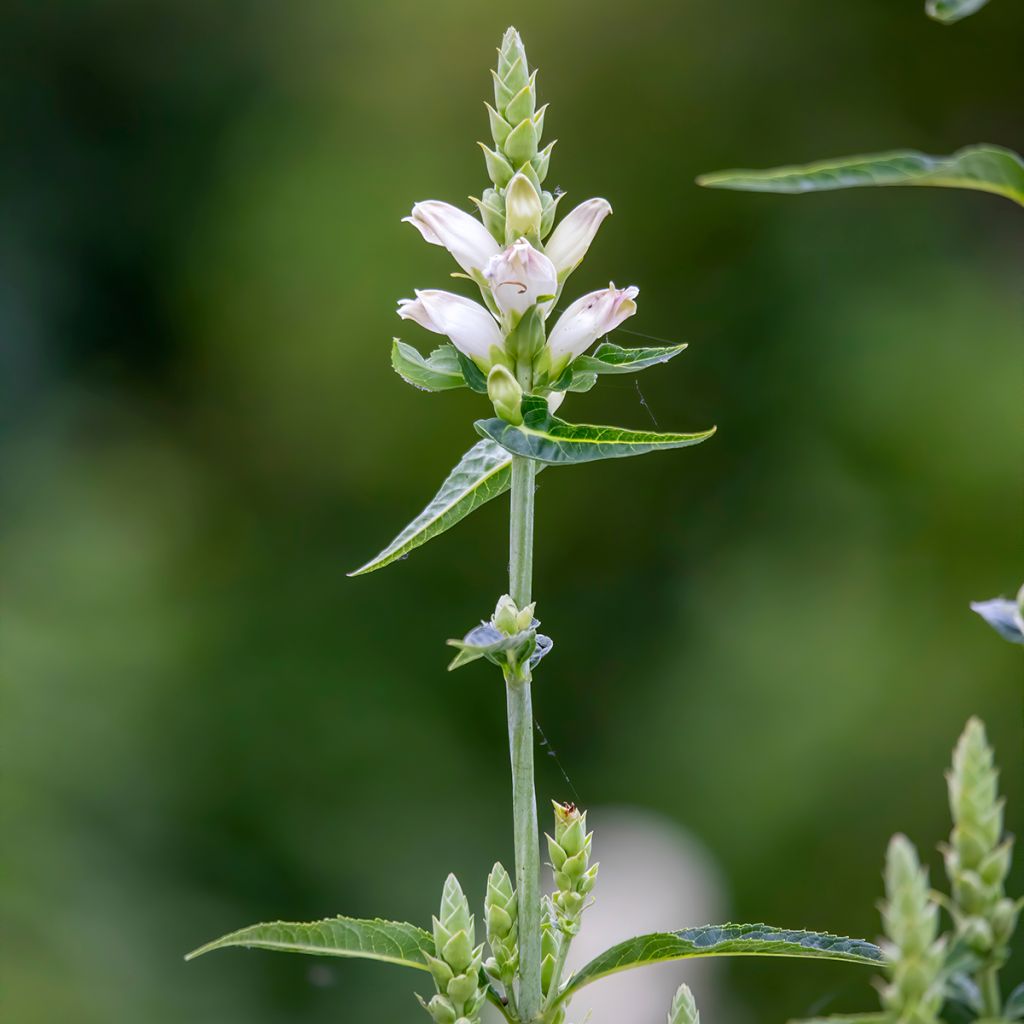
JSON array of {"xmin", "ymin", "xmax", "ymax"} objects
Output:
[
  {"xmin": 397, "ymin": 289, "xmax": 504, "ymax": 365},
  {"xmin": 543, "ymin": 198, "xmax": 612, "ymax": 277},
  {"xmin": 484, "ymin": 238, "xmax": 558, "ymax": 317},
  {"xmin": 403, "ymin": 201, "xmax": 500, "ymax": 275},
  {"xmin": 547, "ymin": 284, "xmax": 639, "ymax": 365}
]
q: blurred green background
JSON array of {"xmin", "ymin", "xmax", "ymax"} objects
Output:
[{"xmin": 2, "ymin": 1, "xmax": 1022, "ymax": 1021}]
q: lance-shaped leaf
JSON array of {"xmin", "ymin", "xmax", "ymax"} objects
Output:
[
  {"xmin": 559, "ymin": 924, "xmax": 885, "ymax": 1001},
  {"xmin": 350, "ymin": 440, "xmax": 521, "ymax": 576},
  {"xmin": 926, "ymin": 0, "xmax": 990, "ymax": 23},
  {"xmin": 572, "ymin": 341, "xmax": 688, "ymax": 375},
  {"xmin": 186, "ymin": 916, "xmax": 434, "ymax": 970},
  {"xmin": 475, "ymin": 394, "xmax": 714, "ymax": 465},
  {"xmin": 697, "ymin": 145, "xmax": 1024, "ymax": 208},
  {"xmin": 391, "ymin": 340, "xmax": 467, "ymax": 392}
]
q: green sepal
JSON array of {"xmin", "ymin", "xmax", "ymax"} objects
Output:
[
  {"xmin": 697, "ymin": 144, "xmax": 1024, "ymax": 208},
  {"xmin": 558, "ymin": 924, "xmax": 885, "ymax": 1002},
  {"xmin": 505, "ymin": 75, "xmax": 537, "ymax": 126},
  {"xmin": 926, "ymin": 0, "xmax": 990, "ymax": 22},
  {"xmin": 392, "ymin": 340, "xmax": 467, "ymax": 392},
  {"xmin": 485, "ymin": 103, "xmax": 513, "ymax": 148},
  {"xmin": 349, "ymin": 440, "xmax": 516, "ymax": 576},
  {"xmin": 446, "ymin": 620, "xmax": 552, "ymax": 673},
  {"xmin": 475, "ymin": 394, "xmax": 715, "ymax": 466},
  {"xmin": 572, "ymin": 341, "xmax": 688, "ymax": 375}
]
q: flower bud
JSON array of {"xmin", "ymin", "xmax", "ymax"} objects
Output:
[
  {"xmin": 668, "ymin": 984, "xmax": 700, "ymax": 1024},
  {"xmin": 544, "ymin": 198, "xmax": 613, "ymax": 278},
  {"xmin": 548, "ymin": 802, "xmax": 597, "ymax": 936},
  {"xmin": 421, "ymin": 875, "xmax": 486, "ymax": 1024},
  {"xmin": 879, "ymin": 835, "xmax": 945, "ymax": 1024},
  {"xmin": 484, "ymin": 862, "xmax": 518, "ymax": 991},
  {"xmin": 946, "ymin": 717, "xmax": 1015, "ymax": 957},
  {"xmin": 484, "ymin": 239, "xmax": 557, "ymax": 318},
  {"xmin": 492, "ymin": 594, "xmax": 521, "ymax": 635},
  {"xmin": 504, "ymin": 173, "xmax": 544, "ymax": 241},
  {"xmin": 487, "ymin": 365, "xmax": 523, "ymax": 425}
]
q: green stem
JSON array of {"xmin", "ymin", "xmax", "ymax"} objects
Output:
[
  {"xmin": 507, "ymin": 451, "xmax": 541, "ymax": 1021},
  {"xmin": 978, "ymin": 964, "xmax": 1001, "ymax": 1019},
  {"xmin": 544, "ymin": 932, "xmax": 574, "ymax": 1012}
]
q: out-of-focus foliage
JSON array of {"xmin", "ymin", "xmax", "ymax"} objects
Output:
[{"xmin": 1, "ymin": 1, "xmax": 1021, "ymax": 1023}]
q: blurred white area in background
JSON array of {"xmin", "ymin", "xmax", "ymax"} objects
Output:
[{"xmin": 486, "ymin": 805, "xmax": 729, "ymax": 1024}]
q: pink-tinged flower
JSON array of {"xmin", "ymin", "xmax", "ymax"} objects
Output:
[
  {"xmin": 403, "ymin": 201, "xmax": 500, "ymax": 275},
  {"xmin": 543, "ymin": 198, "xmax": 612, "ymax": 277},
  {"xmin": 546, "ymin": 284, "xmax": 639, "ymax": 365},
  {"xmin": 483, "ymin": 238, "xmax": 558, "ymax": 317},
  {"xmin": 397, "ymin": 290, "xmax": 504, "ymax": 365}
]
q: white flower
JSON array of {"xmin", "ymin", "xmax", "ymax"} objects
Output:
[
  {"xmin": 403, "ymin": 201, "xmax": 500, "ymax": 275},
  {"xmin": 543, "ymin": 198, "xmax": 612, "ymax": 277},
  {"xmin": 546, "ymin": 284, "xmax": 639, "ymax": 365},
  {"xmin": 484, "ymin": 238, "xmax": 558, "ymax": 317},
  {"xmin": 397, "ymin": 290, "xmax": 503, "ymax": 364},
  {"xmin": 546, "ymin": 390, "xmax": 566, "ymax": 414}
]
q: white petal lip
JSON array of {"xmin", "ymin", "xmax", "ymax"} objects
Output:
[
  {"xmin": 397, "ymin": 289, "xmax": 503, "ymax": 362},
  {"xmin": 483, "ymin": 238, "xmax": 558, "ymax": 316},
  {"xmin": 403, "ymin": 201, "xmax": 500, "ymax": 275},
  {"xmin": 546, "ymin": 284, "xmax": 639, "ymax": 363},
  {"xmin": 544, "ymin": 198, "xmax": 613, "ymax": 276}
]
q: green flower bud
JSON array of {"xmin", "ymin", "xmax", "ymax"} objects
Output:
[
  {"xmin": 549, "ymin": 802, "xmax": 597, "ymax": 935},
  {"xmin": 420, "ymin": 875, "xmax": 486, "ymax": 1024},
  {"xmin": 505, "ymin": 172, "xmax": 543, "ymax": 241},
  {"xmin": 946, "ymin": 717, "xmax": 1014, "ymax": 956},
  {"xmin": 668, "ymin": 983, "xmax": 700, "ymax": 1024},
  {"xmin": 487, "ymin": 365, "xmax": 523, "ymax": 425},
  {"xmin": 493, "ymin": 594, "xmax": 521, "ymax": 635},
  {"xmin": 484, "ymin": 862, "xmax": 519, "ymax": 990},
  {"xmin": 879, "ymin": 835, "xmax": 945, "ymax": 1024},
  {"xmin": 472, "ymin": 188, "xmax": 506, "ymax": 243}
]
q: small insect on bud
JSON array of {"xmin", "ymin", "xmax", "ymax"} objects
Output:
[{"xmin": 487, "ymin": 365, "xmax": 524, "ymax": 425}]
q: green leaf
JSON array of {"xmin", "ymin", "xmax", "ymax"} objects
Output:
[
  {"xmin": 572, "ymin": 341, "xmax": 688, "ymax": 375},
  {"xmin": 926, "ymin": 0, "xmax": 990, "ymax": 23},
  {"xmin": 391, "ymin": 340, "xmax": 467, "ymax": 392},
  {"xmin": 475, "ymin": 394, "xmax": 714, "ymax": 465},
  {"xmin": 185, "ymin": 916, "xmax": 434, "ymax": 970},
  {"xmin": 697, "ymin": 145, "xmax": 1024, "ymax": 207},
  {"xmin": 560, "ymin": 924, "xmax": 885, "ymax": 1000},
  {"xmin": 349, "ymin": 440, "xmax": 519, "ymax": 576}
]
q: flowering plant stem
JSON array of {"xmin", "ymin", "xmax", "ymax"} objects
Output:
[{"xmin": 507, "ymin": 356, "xmax": 543, "ymax": 1018}]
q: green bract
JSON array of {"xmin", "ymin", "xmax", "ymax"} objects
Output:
[{"xmin": 698, "ymin": 145, "xmax": 1024, "ymax": 208}]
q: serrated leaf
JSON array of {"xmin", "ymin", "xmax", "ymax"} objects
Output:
[
  {"xmin": 572, "ymin": 341, "xmax": 688, "ymax": 375},
  {"xmin": 926, "ymin": 0, "xmax": 990, "ymax": 23},
  {"xmin": 475, "ymin": 394, "xmax": 714, "ymax": 465},
  {"xmin": 457, "ymin": 350, "xmax": 489, "ymax": 393},
  {"xmin": 697, "ymin": 145, "xmax": 1024, "ymax": 207},
  {"xmin": 185, "ymin": 916, "xmax": 434, "ymax": 969},
  {"xmin": 349, "ymin": 440, "xmax": 516, "ymax": 576},
  {"xmin": 560, "ymin": 924, "xmax": 885, "ymax": 1000},
  {"xmin": 391, "ymin": 340, "xmax": 467, "ymax": 392}
]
